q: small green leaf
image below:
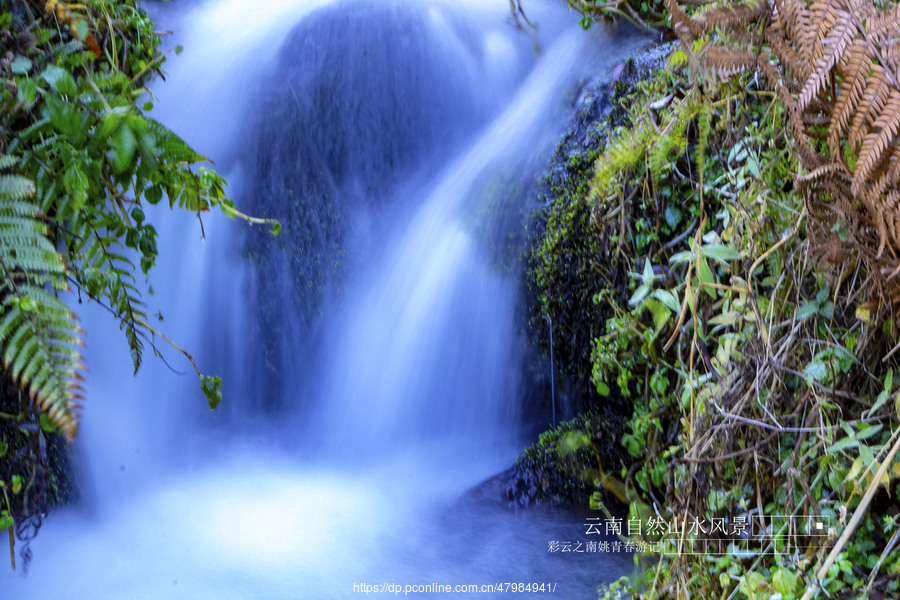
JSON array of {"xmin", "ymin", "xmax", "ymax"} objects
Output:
[
  {"xmin": 74, "ymin": 19, "xmax": 89, "ymax": 42},
  {"xmin": 859, "ymin": 443, "xmax": 875, "ymax": 471},
  {"xmin": 826, "ymin": 436, "xmax": 859, "ymax": 455},
  {"xmin": 19, "ymin": 296, "xmax": 37, "ymax": 313},
  {"xmin": 110, "ymin": 122, "xmax": 137, "ymax": 173},
  {"xmin": 804, "ymin": 359, "xmax": 828, "ymax": 385},
  {"xmin": 11, "ymin": 474, "xmax": 22, "ymax": 494},
  {"xmin": 747, "ymin": 157, "xmax": 760, "ymax": 178},
  {"xmin": 41, "ymin": 64, "xmax": 78, "ymax": 97},
  {"xmin": 642, "ymin": 258, "xmax": 655, "ymax": 283},
  {"xmin": 271, "ymin": 222, "xmax": 282, "ymax": 236},
  {"xmin": 629, "ymin": 283, "xmax": 652, "ymax": 307},
  {"xmin": 664, "ymin": 205, "xmax": 681, "ymax": 229},
  {"xmin": 651, "ymin": 289, "xmax": 679, "ymax": 312},
  {"xmin": 831, "ymin": 220, "xmax": 850, "ymax": 241},
  {"xmin": 698, "ymin": 256, "xmax": 715, "ymax": 298},
  {"xmin": 63, "ymin": 165, "xmax": 89, "ymax": 213},
  {"xmin": 201, "ymin": 375, "xmax": 222, "ymax": 410},
  {"xmin": 796, "ymin": 301, "xmax": 820, "ymax": 320},
  {"xmin": 643, "ymin": 298, "xmax": 671, "ymax": 331},
  {"xmin": 855, "ymin": 423, "xmax": 883, "ymax": 441},
  {"xmin": 17, "ymin": 78, "xmax": 37, "ymax": 105},
  {"xmin": 869, "ymin": 388, "xmax": 892, "ymax": 417},
  {"xmin": 702, "ymin": 244, "xmax": 741, "ymax": 263},
  {"xmin": 0, "ymin": 440, "xmax": 7, "ymax": 459},
  {"xmin": 772, "ymin": 568, "xmax": 799, "ymax": 595},
  {"xmin": 40, "ymin": 413, "xmax": 58, "ymax": 433},
  {"xmin": 739, "ymin": 572, "xmax": 766, "ymax": 598},
  {"xmin": 48, "ymin": 101, "xmax": 82, "ymax": 137},
  {"xmin": 596, "ymin": 379, "xmax": 610, "ymax": 397},
  {"xmin": 10, "ymin": 55, "xmax": 32, "ymax": 75},
  {"xmin": 708, "ymin": 311, "xmax": 740, "ymax": 327}
]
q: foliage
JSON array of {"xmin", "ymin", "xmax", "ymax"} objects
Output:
[
  {"xmin": 558, "ymin": 0, "xmax": 668, "ymax": 31},
  {"xmin": 0, "ymin": 0, "xmax": 276, "ymax": 567},
  {"xmin": 525, "ymin": 1, "xmax": 900, "ymax": 596},
  {"xmin": 666, "ymin": 0, "xmax": 900, "ymax": 301}
]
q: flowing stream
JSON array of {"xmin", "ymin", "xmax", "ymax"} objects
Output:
[{"xmin": 3, "ymin": 1, "xmax": 649, "ymax": 597}]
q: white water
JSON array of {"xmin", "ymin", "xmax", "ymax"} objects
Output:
[{"xmin": 3, "ymin": 1, "xmax": 646, "ymax": 597}]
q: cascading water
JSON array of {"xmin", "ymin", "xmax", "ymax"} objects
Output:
[{"xmin": 3, "ymin": 0, "xmax": 650, "ymax": 597}]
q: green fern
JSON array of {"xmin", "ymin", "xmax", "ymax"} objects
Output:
[
  {"xmin": 72, "ymin": 227, "xmax": 147, "ymax": 372},
  {"xmin": 590, "ymin": 124, "xmax": 655, "ymax": 202},
  {"xmin": 0, "ymin": 159, "xmax": 83, "ymax": 441},
  {"xmin": 590, "ymin": 92, "xmax": 712, "ymax": 204}
]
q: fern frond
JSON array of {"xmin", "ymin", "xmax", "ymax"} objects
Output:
[
  {"xmin": 864, "ymin": 2, "xmax": 900, "ymax": 43},
  {"xmin": 694, "ymin": 2, "xmax": 768, "ymax": 31},
  {"xmin": 0, "ymin": 167, "xmax": 83, "ymax": 440},
  {"xmin": 145, "ymin": 118, "xmax": 207, "ymax": 165},
  {"xmin": 70, "ymin": 224, "xmax": 146, "ymax": 373},
  {"xmin": 848, "ymin": 65, "xmax": 891, "ymax": 150},
  {"xmin": 830, "ymin": 40, "xmax": 871, "ymax": 155},
  {"xmin": 0, "ymin": 175, "xmax": 37, "ymax": 201},
  {"xmin": 667, "ymin": 0, "xmax": 704, "ymax": 39},
  {"xmin": 766, "ymin": 29, "xmax": 802, "ymax": 82},
  {"xmin": 792, "ymin": 1, "xmax": 818, "ymax": 73},
  {"xmin": 704, "ymin": 45, "xmax": 757, "ymax": 80},
  {"xmin": 590, "ymin": 124, "xmax": 655, "ymax": 202},
  {"xmin": 796, "ymin": 161, "xmax": 851, "ymax": 188},
  {"xmin": 852, "ymin": 89, "xmax": 900, "ymax": 197},
  {"xmin": 798, "ymin": 15, "xmax": 856, "ymax": 110},
  {"xmin": 648, "ymin": 96, "xmax": 699, "ymax": 184}
]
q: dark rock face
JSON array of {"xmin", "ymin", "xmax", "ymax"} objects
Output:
[
  {"xmin": 525, "ymin": 40, "xmax": 674, "ymax": 413},
  {"xmin": 510, "ymin": 41, "xmax": 674, "ymax": 509},
  {"xmin": 0, "ymin": 369, "xmax": 77, "ymax": 561},
  {"xmin": 244, "ymin": 2, "xmax": 499, "ymax": 406}
]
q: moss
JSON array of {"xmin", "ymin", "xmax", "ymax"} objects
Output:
[{"xmin": 506, "ymin": 410, "xmax": 630, "ymax": 507}]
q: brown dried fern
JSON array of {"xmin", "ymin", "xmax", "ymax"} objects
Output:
[{"xmin": 671, "ymin": 0, "xmax": 900, "ymax": 293}]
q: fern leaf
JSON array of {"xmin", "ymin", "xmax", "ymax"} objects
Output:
[
  {"xmin": 0, "ymin": 168, "xmax": 83, "ymax": 440},
  {"xmin": 852, "ymin": 89, "xmax": 900, "ymax": 197},
  {"xmin": 666, "ymin": 0, "xmax": 704, "ymax": 39},
  {"xmin": 796, "ymin": 161, "xmax": 850, "ymax": 188},
  {"xmin": 829, "ymin": 40, "xmax": 871, "ymax": 155},
  {"xmin": 0, "ymin": 175, "xmax": 37, "ymax": 201},
  {"xmin": 145, "ymin": 118, "xmax": 207, "ymax": 164},
  {"xmin": 590, "ymin": 125, "xmax": 654, "ymax": 202},
  {"xmin": 809, "ymin": 2, "xmax": 838, "ymax": 65},
  {"xmin": 864, "ymin": 2, "xmax": 900, "ymax": 43},
  {"xmin": 848, "ymin": 65, "xmax": 891, "ymax": 150},
  {"xmin": 798, "ymin": 16, "xmax": 856, "ymax": 110},
  {"xmin": 704, "ymin": 45, "xmax": 756, "ymax": 80},
  {"xmin": 694, "ymin": 2, "xmax": 768, "ymax": 31},
  {"xmin": 793, "ymin": 0, "xmax": 817, "ymax": 74}
]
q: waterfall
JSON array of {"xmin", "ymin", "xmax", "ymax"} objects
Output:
[{"xmin": 2, "ymin": 1, "xmax": 648, "ymax": 596}]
